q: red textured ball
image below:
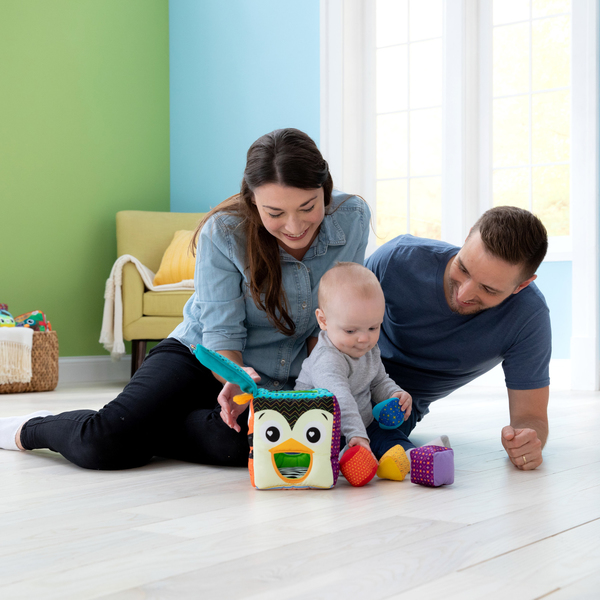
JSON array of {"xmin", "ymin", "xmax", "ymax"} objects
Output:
[{"xmin": 339, "ymin": 446, "xmax": 378, "ymax": 487}]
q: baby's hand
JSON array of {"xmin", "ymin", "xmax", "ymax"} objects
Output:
[
  {"xmin": 392, "ymin": 391, "xmax": 412, "ymax": 419},
  {"xmin": 348, "ymin": 437, "xmax": 378, "ymax": 463}
]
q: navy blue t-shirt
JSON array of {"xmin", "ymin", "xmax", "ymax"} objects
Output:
[{"xmin": 365, "ymin": 235, "xmax": 551, "ymax": 418}]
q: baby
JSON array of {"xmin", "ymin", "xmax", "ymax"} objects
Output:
[{"xmin": 295, "ymin": 262, "xmax": 413, "ymax": 481}]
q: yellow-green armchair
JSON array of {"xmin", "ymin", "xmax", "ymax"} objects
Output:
[{"xmin": 116, "ymin": 210, "xmax": 205, "ymax": 376}]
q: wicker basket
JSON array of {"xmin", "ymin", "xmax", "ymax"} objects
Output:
[{"xmin": 0, "ymin": 330, "xmax": 59, "ymax": 394}]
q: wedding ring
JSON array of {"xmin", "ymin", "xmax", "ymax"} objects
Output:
[{"xmin": 522, "ymin": 455, "xmax": 527, "ymax": 464}]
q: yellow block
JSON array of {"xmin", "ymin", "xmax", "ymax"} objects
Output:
[{"xmin": 376, "ymin": 445, "xmax": 410, "ymax": 481}]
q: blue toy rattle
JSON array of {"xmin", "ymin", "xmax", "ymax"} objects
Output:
[{"xmin": 372, "ymin": 397, "xmax": 405, "ymax": 429}]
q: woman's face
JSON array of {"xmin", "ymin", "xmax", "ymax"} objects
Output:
[{"xmin": 253, "ymin": 183, "xmax": 325, "ymax": 259}]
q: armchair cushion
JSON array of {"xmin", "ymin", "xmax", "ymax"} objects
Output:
[
  {"xmin": 153, "ymin": 230, "xmax": 197, "ymax": 286},
  {"xmin": 143, "ymin": 290, "xmax": 194, "ymax": 317}
]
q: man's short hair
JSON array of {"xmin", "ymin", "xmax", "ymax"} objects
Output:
[{"xmin": 470, "ymin": 206, "xmax": 548, "ymax": 281}]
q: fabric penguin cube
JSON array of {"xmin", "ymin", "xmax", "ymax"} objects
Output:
[
  {"xmin": 194, "ymin": 344, "xmax": 341, "ymax": 490},
  {"xmin": 249, "ymin": 390, "xmax": 341, "ymax": 489},
  {"xmin": 410, "ymin": 445, "xmax": 454, "ymax": 487}
]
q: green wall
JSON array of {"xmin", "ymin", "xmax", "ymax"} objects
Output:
[{"xmin": 0, "ymin": 0, "xmax": 170, "ymax": 356}]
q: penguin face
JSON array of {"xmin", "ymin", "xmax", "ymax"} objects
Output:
[{"xmin": 253, "ymin": 408, "xmax": 335, "ymax": 487}]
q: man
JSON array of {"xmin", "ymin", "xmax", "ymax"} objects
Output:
[{"xmin": 366, "ymin": 206, "xmax": 550, "ymax": 471}]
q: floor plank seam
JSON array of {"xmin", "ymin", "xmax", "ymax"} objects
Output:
[
  {"xmin": 456, "ymin": 516, "xmax": 600, "ymax": 572},
  {"xmin": 534, "ymin": 587, "xmax": 562, "ymax": 599}
]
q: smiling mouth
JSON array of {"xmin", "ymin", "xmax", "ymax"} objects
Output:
[
  {"xmin": 283, "ymin": 228, "xmax": 309, "ymax": 240},
  {"xmin": 454, "ymin": 293, "xmax": 482, "ymax": 312}
]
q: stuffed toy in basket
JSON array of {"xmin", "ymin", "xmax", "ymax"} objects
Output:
[{"xmin": 194, "ymin": 344, "xmax": 341, "ymax": 490}]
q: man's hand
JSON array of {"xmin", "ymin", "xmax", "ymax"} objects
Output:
[
  {"xmin": 503, "ymin": 387, "xmax": 549, "ymax": 470},
  {"xmin": 217, "ymin": 366, "xmax": 260, "ymax": 433},
  {"xmin": 501, "ymin": 425, "xmax": 543, "ymax": 470}
]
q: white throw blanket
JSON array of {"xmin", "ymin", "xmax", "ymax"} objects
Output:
[
  {"xmin": 99, "ymin": 254, "xmax": 194, "ymax": 360},
  {"xmin": 0, "ymin": 327, "xmax": 34, "ymax": 384}
]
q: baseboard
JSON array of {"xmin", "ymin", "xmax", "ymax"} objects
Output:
[{"xmin": 58, "ymin": 355, "xmax": 131, "ymax": 385}]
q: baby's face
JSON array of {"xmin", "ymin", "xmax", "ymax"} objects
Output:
[{"xmin": 319, "ymin": 293, "xmax": 384, "ymax": 359}]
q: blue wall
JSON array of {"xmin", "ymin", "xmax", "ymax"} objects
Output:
[
  {"xmin": 169, "ymin": 0, "xmax": 321, "ymax": 213},
  {"xmin": 535, "ymin": 261, "xmax": 572, "ymax": 359}
]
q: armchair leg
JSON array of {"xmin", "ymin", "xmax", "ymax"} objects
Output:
[{"xmin": 131, "ymin": 340, "xmax": 147, "ymax": 377}]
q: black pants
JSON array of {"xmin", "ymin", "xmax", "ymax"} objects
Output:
[{"xmin": 20, "ymin": 339, "xmax": 250, "ymax": 470}]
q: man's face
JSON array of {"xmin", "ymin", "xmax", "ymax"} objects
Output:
[{"xmin": 444, "ymin": 231, "xmax": 536, "ymax": 315}]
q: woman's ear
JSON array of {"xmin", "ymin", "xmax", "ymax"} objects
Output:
[{"xmin": 315, "ymin": 308, "xmax": 327, "ymax": 330}]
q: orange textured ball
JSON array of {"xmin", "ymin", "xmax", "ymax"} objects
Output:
[{"xmin": 339, "ymin": 446, "xmax": 378, "ymax": 487}]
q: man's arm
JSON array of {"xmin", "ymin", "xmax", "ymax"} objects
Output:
[{"xmin": 501, "ymin": 386, "xmax": 549, "ymax": 470}]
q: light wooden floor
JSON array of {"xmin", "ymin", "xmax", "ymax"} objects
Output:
[{"xmin": 0, "ymin": 382, "xmax": 598, "ymax": 599}]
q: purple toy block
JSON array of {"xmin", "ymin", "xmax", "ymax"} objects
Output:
[{"xmin": 410, "ymin": 446, "xmax": 454, "ymax": 487}]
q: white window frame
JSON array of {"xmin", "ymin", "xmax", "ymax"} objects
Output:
[{"xmin": 320, "ymin": 0, "xmax": 599, "ymax": 390}]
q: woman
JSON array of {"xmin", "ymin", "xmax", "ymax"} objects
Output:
[{"xmin": 0, "ymin": 128, "xmax": 370, "ymax": 470}]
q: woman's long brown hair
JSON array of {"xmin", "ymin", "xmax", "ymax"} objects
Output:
[{"xmin": 191, "ymin": 128, "xmax": 333, "ymax": 336}]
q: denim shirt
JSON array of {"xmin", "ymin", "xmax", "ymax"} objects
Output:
[{"xmin": 169, "ymin": 190, "xmax": 370, "ymax": 391}]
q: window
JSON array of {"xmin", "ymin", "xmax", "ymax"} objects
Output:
[
  {"xmin": 487, "ymin": 0, "xmax": 571, "ymax": 251},
  {"xmin": 375, "ymin": 0, "xmax": 444, "ymax": 244},
  {"xmin": 321, "ymin": 0, "xmax": 599, "ymax": 389}
]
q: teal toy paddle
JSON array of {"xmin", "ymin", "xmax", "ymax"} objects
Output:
[{"xmin": 193, "ymin": 344, "xmax": 258, "ymax": 404}]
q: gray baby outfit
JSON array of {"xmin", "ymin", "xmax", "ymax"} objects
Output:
[{"xmin": 295, "ymin": 330, "xmax": 404, "ymax": 441}]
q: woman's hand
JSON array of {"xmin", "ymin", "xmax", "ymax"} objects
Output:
[{"xmin": 217, "ymin": 367, "xmax": 261, "ymax": 432}]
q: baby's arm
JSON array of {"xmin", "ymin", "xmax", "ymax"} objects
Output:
[{"xmin": 300, "ymin": 348, "xmax": 371, "ymax": 444}]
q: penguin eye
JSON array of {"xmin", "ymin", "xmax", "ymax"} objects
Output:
[
  {"xmin": 306, "ymin": 427, "xmax": 321, "ymax": 443},
  {"xmin": 259, "ymin": 420, "xmax": 284, "ymax": 445},
  {"xmin": 265, "ymin": 426, "xmax": 280, "ymax": 442},
  {"xmin": 303, "ymin": 421, "xmax": 326, "ymax": 446}
]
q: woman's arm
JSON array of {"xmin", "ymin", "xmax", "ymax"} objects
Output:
[
  {"xmin": 194, "ymin": 216, "xmax": 248, "ymax": 353},
  {"xmin": 194, "ymin": 219, "xmax": 257, "ymax": 431},
  {"xmin": 212, "ymin": 350, "xmax": 243, "ymax": 384}
]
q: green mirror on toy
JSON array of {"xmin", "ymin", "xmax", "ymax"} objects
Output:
[{"xmin": 372, "ymin": 397, "xmax": 405, "ymax": 429}]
